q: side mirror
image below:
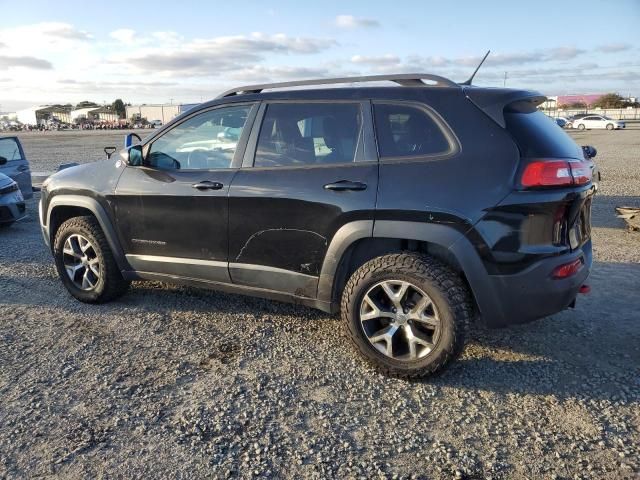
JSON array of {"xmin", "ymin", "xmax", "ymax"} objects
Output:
[
  {"xmin": 582, "ymin": 145, "xmax": 597, "ymax": 159},
  {"xmin": 124, "ymin": 132, "xmax": 142, "ymax": 148},
  {"xmin": 0, "ymin": 156, "xmax": 7, "ymax": 165},
  {"xmin": 123, "ymin": 145, "xmax": 144, "ymax": 166},
  {"xmin": 104, "ymin": 146, "xmax": 116, "ymax": 159}
]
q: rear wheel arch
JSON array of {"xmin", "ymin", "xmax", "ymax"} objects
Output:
[{"xmin": 319, "ymin": 220, "xmax": 479, "ymax": 314}]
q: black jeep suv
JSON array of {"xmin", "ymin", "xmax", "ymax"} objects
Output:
[{"xmin": 39, "ymin": 74, "xmax": 596, "ymax": 378}]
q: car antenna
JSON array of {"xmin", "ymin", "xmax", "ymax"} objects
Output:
[{"xmin": 460, "ymin": 50, "xmax": 490, "ymax": 86}]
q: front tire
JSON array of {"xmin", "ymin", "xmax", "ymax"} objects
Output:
[
  {"xmin": 53, "ymin": 216, "xmax": 130, "ymax": 303},
  {"xmin": 341, "ymin": 253, "xmax": 472, "ymax": 379},
  {"xmin": 577, "ymin": 124, "xmax": 586, "ymax": 130},
  {"xmin": 606, "ymin": 123, "xmax": 614, "ymax": 130}
]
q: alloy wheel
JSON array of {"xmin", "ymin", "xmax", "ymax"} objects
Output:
[
  {"xmin": 62, "ymin": 233, "xmax": 101, "ymax": 290},
  {"xmin": 359, "ymin": 280, "xmax": 441, "ymax": 361}
]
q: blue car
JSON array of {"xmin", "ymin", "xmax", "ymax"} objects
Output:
[{"xmin": 0, "ymin": 136, "xmax": 33, "ymax": 199}]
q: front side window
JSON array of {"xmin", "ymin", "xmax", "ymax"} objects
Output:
[
  {"xmin": 254, "ymin": 103, "xmax": 362, "ymax": 167},
  {"xmin": 373, "ymin": 103, "xmax": 451, "ymax": 158},
  {"xmin": 0, "ymin": 138, "xmax": 22, "ymax": 162},
  {"xmin": 147, "ymin": 105, "xmax": 251, "ymax": 170}
]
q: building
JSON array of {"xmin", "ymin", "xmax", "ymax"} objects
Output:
[
  {"xmin": 89, "ymin": 107, "xmax": 120, "ymax": 123},
  {"xmin": 125, "ymin": 103, "xmax": 201, "ymax": 124}
]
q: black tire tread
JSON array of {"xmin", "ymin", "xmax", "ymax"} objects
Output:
[
  {"xmin": 54, "ymin": 216, "xmax": 130, "ymax": 303},
  {"xmin": 341, "ymin": 252, "xmax": 473, "ymax": 379}
]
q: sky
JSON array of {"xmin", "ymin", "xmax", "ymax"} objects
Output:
[{"xmin": 0, "ymin": 0, "xmax": 639, "ymax": 111}]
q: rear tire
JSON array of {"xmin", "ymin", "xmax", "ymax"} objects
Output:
[
  {"xmin": 53, "ymin": 216, "xmax": 130, "ymax": 303},
  {"xmin": 341, "ymin": 253, "xmax": 472, "ymax": 379}
]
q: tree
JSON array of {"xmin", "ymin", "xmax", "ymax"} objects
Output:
[
  {"xmin": 112, "ymin": 99, "xmax": 126, "ymax": 119},
  {"xmin": 75, "ymin": 100, "xmax": 100, "ymax": 109},
  {"xmin": 560, "ymin": 102, "xmax": 587, "ymax": 110},
  {"xmin": 592, "ymin": 93, "xmax": 626, "ymax": 109}
]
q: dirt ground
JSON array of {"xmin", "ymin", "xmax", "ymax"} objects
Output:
[{"xmin": 0, "ymin": 127, "xmax": 639, "ymax": 479}]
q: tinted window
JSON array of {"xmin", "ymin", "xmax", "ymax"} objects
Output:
[
  {"xmin": 0, "ymin": 138, "xmax": 22, "ymax": 161},
  {"xmin": 505, "ymin": 110, "xmax": 583, "ymax": 159},
  {"xmin": 148, "ymin": 105, "xmax": 251, "ymax": 170},
  {"xmin": 373, "ymin": 103, "xmax": 450, "ymax": 158},
  {"xmin": 254, "ymin": 103, "xmax": 362, "ymax": 167}
]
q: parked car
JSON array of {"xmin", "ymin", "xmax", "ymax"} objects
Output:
[
  {"xmin": 39, "ymin": 74, "xmax": 597, "ymax": 378},
  {"xmin": 573, "ymin": 115, "xmax": 625, "ymax": 130},
  {"xmin": 0, "ymin": 172, "xmax": 26, "ymax": 227},
  {"xmin": 554, "ymin": 117, "xmax": 567, "ymax": 128},
  {"xmin": 150, "ymin": 119, "xmax": 163, "ymax": 128},
  {"xmin": 0, "ymin": 136, "xmax": 33, "ymax": 199}
]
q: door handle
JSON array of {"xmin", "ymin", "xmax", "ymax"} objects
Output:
[
  {"xmin": 192, "ymin": 181, "xmax": 224, "ymax": 190},
  {"xmin": 323, "ymin": 180, "xmax": 367, "ymax": 191}
]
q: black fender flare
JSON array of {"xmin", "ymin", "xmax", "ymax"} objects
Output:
[
  {"xmin": 317, "ymin": 219, "xmax": 500, "ymax": 321},
  {"xmin": 45, "ymin": 195, "xmax": 131, "ymax": 272}
]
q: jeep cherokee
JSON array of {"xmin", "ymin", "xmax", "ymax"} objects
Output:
[{"xmin": 39, "ymin": 74, "xmax": 596, "ymax": 378}]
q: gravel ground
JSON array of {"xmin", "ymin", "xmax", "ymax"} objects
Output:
[{"xmin": 0, "ymin": 128, "xmax": 639, "ymax": 479}]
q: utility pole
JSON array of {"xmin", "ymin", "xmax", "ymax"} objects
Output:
[{"xmin": 503, "ymin": 72, "xmax": 508, "ymax": 87}]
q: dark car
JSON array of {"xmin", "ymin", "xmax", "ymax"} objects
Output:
[
  {"xmin": 39, "ymin": 74, "xmax": 597, "ymax": 378},
  {"xmin": 0, "ymin": 136, "xmax": 33, "ymax": 199}
]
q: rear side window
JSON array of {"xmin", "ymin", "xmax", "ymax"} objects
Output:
[
  {"xmin": 0, "ymin": 138, "xmax": 23, "ymax": 162},
  {"xmin": 373, "ymin": 103, "xmax": 451, "ymax": 158},
  {"xmin": 254, "ymin": 103, "xmax": 362, "ymax": 167},
  {"xmin": 505, "ymin": 110, "xmax": 583, "ymax": 159}
]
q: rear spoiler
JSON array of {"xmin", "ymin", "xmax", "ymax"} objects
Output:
[{"xmin": 462, "ymin": 87, "xmax": 546, "ymax": 128}]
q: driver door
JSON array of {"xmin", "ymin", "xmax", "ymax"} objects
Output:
[{"xmin": 114, "ymin": 103, "xmax": 257, "ymax": 282}]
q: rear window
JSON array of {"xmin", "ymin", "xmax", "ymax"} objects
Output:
[{"xmin": 505, "ymin": 110, "xmax": 583, "ymax": 159}]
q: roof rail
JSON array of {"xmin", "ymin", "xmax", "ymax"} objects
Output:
[{"xmin": 217, "ymin": 73, "xmax": 458, "ymax": 98}]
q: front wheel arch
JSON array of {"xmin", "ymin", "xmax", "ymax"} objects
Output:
[{"xmin": 46, "ymin": 195, "xmax": 131, "ymax": 272}]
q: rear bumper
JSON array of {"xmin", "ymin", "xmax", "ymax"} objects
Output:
[{"xmin": 478, "ymin": 240, "xmax": 592, "ymax": 328}]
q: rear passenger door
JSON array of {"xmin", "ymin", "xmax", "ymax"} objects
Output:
[{"xmin": 227, "ymin": 101, "xmax": 377, "ymax": 298}]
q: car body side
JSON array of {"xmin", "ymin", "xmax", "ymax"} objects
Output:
[{"xmin": 39, "ymin": 86, "xmax": 593, "ymax": 328}]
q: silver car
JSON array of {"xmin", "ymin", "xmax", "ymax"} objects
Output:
[
  {"xmin": 0, "ymin": 136, "xmax": 33, "ymax": 199},
  {"xmin": 0, "ymin": 172, "xmax": 26, "ymax": 227}
]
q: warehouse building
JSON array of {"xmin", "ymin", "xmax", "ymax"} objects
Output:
[{"xmin": 125, "ymin": 103, "xmax": 200, "ymax": 124}]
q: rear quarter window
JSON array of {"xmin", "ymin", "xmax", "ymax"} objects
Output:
[
  {"xmin": 504, "ymin": 110, "xmax": 583, "ymax": 160},
  {"xmin": 373, "ymin": 103, "xmax": 453, "ymax": 159}
]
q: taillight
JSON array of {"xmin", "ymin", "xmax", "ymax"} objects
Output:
[
  {"xmin": 551, "ymin": 258, "xmax": 583, "ymax": 279},
  {"xmin": 521, "ymin": 159, "xmax": 592, "ymax": 188}
]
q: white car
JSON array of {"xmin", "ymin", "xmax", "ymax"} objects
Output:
[{"xmin": 573, "ymin": 115, "xmax": 625, "ymax": 130}]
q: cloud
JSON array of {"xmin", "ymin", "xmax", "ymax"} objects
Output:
[
  {"xmin": 110, "ymin": 28, "xmax": 136, "ymax": 45},
  {"xmin": 0, "ymin": 41, "xmax": 5, "ymax": 49},
  {"xmin": 111, "ymin": 33, "xmax": 337, "ymax": 76},
  {"xmin": 0, "ymin": 55, "xmax": 53, "ymax": 70},
  {"xmin": 227, "ymin": 65, "xmax": 333, "ymax": 81},
  {"xmin": 334, "ymin": 15, "xmax": 380, "ymax": 29},
  {"xmin": 596, "ymin": 43, "xmax": 632, "ymax": 53},
  {"xmin": 44, "ymin": 24, "xmax": 93, "ymax": 41},
  {"xmin": 547, "ymin": 46, "xmax": 585, "ymax": 61},
  {"xmin": 351, "ymin": 54, "xmax": 400, "ymax": 66}
]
